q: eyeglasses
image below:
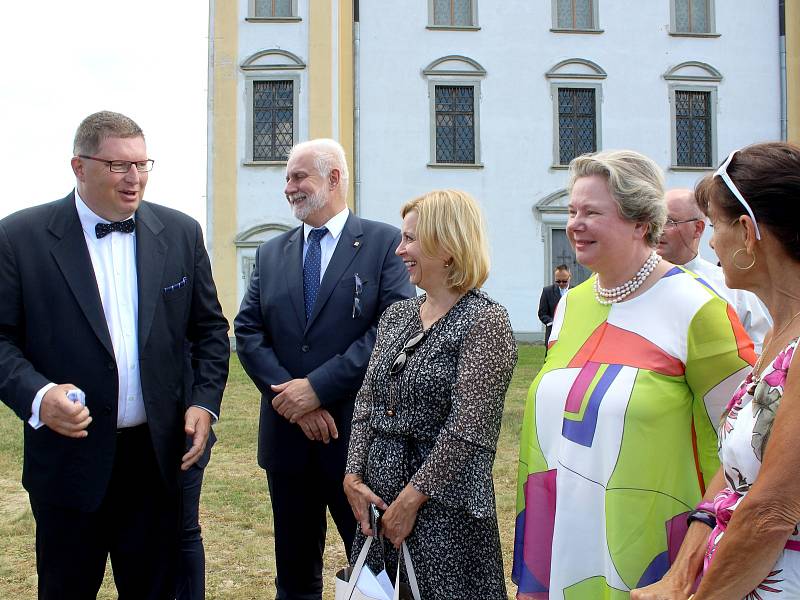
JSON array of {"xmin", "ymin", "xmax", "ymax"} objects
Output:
[
  {"xmin": 554, "ymin": 279, "xmax": 570, "ymax": 285},
  {"xmin": 352, "ymin": 273, "xmax": 363, "ymax": 319},
  {"xmin": 664, "ymin": 217, "xmax": 700, "ymax": 229},
  {"xmin": 78, "ymin": 155, "xmax": 155, "ymax": 173},
  {"xmin": 714, "ymin": 150, "xmax": 761, "ymax": 240},
  {"xmin": 389, "ymin": 330, "xmax": 426, "ymax": 375}
]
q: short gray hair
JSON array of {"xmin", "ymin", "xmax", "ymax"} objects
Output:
[
  {"xmin": 568, "ymin": 150, "xmax": 666, "ymax": 247},
  {"xmin": 73, "ymin": 111, "xmax": 144, "ymax": 155},
  {"xmin": 289, "ymin": 138, "xmax": 350, "ymax": 199}
]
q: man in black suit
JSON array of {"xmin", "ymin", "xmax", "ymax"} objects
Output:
[
  {"xmin": 0, "ymin": 111, "xmax": 229, "ymax": 599},
  {"xmin": 538, "ymin": 264, "xmax": 571, "ymax": 353},
  {"xmin": 234, "ymin": 138, "xmax": 414, "ymax": 600}
]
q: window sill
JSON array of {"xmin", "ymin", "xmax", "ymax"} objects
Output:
[
  {"xmin": 427, "ymin": 162, "xmax": 484, "ymax": 169},
  {"xmin": 669, "ymin": 165, "xmax": 713, "ymax": 172},
  {"xmin": 245, "ymin": 16, "xmax": 302, "ymax": 23},
  {"xmin": 550, "ymin": 164, "xmax": 570, "ymax": 170},
  {"xmin": 668, "ymin": 31, "xmax": 720, "ymax": 38},
  {"xmin": 426, "ymin": 25, "xmax": 481, "ymax": 31},
  {"xmin": 550, "ymin": 28, "xmax": 604, "ymax": 34},
  {"xmin": 243, "ymin": 160, "xmax": 288, "ymax": 166}
]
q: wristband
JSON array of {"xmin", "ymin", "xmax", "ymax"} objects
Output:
[{"xmin": 687, "ymin": 510, "xmax": 716, "ymax": 529}]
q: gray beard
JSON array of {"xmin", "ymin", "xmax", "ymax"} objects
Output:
[{"xmin": 291, "ymin": 189, "xmax": 327, "ymax": 222}]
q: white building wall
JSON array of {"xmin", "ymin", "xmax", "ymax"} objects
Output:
[{"xmin": 356, "ymin": 1, "xmax": 780, "ymax": 336}]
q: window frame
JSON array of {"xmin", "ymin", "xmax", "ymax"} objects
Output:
[
  {"xmin": 668, "ymin": 84, "xmax": 717, "ymax": 170},
  {"xmin": 427, "ymin": 80, "xmax": 483, "ymax": 168},
  {"xmin": 427, "ymin": 0, "xmax": 480, "ymax": 30},
  {"xmin": 244, "ymin": 75, "xmax": 301, "ymax": 165},
  {"xmin": 549, "ymin": 82, "xmax": 602, "ymax": 169},
  {"xmin": 669, "ymin": 0, "xmax": 719, "ymax": 37},
  {"xmin": 550, "ymin": 0, "xmax": 602, "ymax": 33},
  {"xmin": 246, "ymin": 0, "xmax": 301, "ymax": 22}
]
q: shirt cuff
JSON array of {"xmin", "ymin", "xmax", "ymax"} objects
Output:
[
  {"xmin": 191, "ymin": 405, "xmax": 219, "ymax": 423},
  {"xmin": 29, "ymin": 383, "xmax": 56, "ymax": 429}
]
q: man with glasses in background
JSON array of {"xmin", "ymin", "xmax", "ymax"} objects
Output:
[
  {"xmin": 0, "ymin": 111, "xmax": 230, "ymax": 598},
  {"xmin": 234, "ymin": 138, "xmax": 413, "ymax": 600},
  {"xmin": 657, "ymin": 188, "xmax": 771, "ymax": 351},
  {"xmin": 538, "ymin": 264, "xmax": 571, "ymax": 355}
]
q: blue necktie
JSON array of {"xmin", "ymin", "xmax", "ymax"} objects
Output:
[{"xmin": 303, "ymin": 227, "xmax": 328, "ymax": 319}]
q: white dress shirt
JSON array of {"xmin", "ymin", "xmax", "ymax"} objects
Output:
[
  {"xmin": 29, "ymin": 191, "xmax": 146, "ymax": 429},
  {"xmin": 302, "ymin": 207, "xmax": 349, "ymax": 279},
  {"xmin": 684, "ymin": 254, "xmax": 772, "ymax": 353}
]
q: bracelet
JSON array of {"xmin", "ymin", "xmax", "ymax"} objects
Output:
[{"xmin": 687, "ymin": 510, "xmax": 716, "ymax": 529}]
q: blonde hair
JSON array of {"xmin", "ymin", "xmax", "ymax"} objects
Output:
[
  {"xmin": 401, "ymin": 190, "xmax": 489, "ymax": 292},
  {"xmin": 568, "ymin": 150, "xmax": 667, "ymax": 246}
]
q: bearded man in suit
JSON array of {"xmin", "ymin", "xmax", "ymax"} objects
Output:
[
  {"xmin": 0, "ymin": 111, "xmax": 229, "ymax": 599},
  {"xmin": 234, "ymin": 138, "xmax": 414, "ymax": 600}
]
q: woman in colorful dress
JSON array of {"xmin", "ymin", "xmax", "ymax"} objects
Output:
[
  {"xmin": 633, "ymin": 143, "xmax": 800, "ymax": 599},
  {"xmin": 344, "ymin": 189, "xmax": 517, "ymax": 599},
  {"xmin": 513, "ymin": 150, "xmax": 755, "ymax": 599}
]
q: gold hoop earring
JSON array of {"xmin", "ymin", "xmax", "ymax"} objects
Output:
[{"xmin": 732, "ymin": 248, "xmax": 756, "ymax": 270}]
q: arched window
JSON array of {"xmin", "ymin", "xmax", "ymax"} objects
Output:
[
  {"xmin": 423, "ymin": 55, "xmax": 487, "ymax": 167},
  {"xmin": 240, "ymin": 49, "xmax": 306, "ymax": 164},
  {"xmin": 545, "ymin": 59, "xmax": 606, "ymax": 168}
]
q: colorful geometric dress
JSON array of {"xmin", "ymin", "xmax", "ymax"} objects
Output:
[
  {"xmin": 513, "ymin": 267, "xmax": 756, "ymax": 599},
  {"xmin": 704, "ymin": 337, "xmax": 800, "ymax": 598}
]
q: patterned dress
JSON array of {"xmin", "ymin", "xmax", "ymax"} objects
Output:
[
  {"xmin": 513, "ymin": 267, "xmax": 755, "ymax": 599},
  {"xmin": 705, "ymin": 338, "xmax": 800, "ymax": 598},
  {"xmin": 346, "ymin": 289, "xmax": 517, "ymax": 599}
]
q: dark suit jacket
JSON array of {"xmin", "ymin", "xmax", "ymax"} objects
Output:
[
  {"xmin": 0, "ymin": 192, "xmax": 230, "ymax": 512},
  {"xmin": 538, "ymin": 283, "xmax": 566, "ymax": 347},
  {"xmin": 234, "ymin": 213, "xmax": 414, "ymax": 476}
]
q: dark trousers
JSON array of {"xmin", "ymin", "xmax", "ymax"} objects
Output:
[
  {"xmin": 267, "ymin": 466, "xmax": 356, "ymax": 600},
  {"xmin": 30, "ymin": 424, "xmax": 179, "ymax": 600},
  {"xmin": 176, "ymin": 436, "xmax": 213, "ymax": 600}
]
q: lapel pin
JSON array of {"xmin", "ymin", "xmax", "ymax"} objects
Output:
[{"xmin": 353, "ymin": 240, "xmax": 361, "ymax": 247}]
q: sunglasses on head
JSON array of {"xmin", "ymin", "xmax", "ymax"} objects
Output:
[
  {"xmin": 390, "ymin": 330, "xmax": 426, "ymax": 375},
  {"xmin": 714, "ymin": 150, "xmax": 762, "ymax": 240}
]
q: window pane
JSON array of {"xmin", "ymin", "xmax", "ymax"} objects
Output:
[
  {"xmin": 675, "ymin": 90, "xmax": 711, "ymax": 167},
  {"xmin": 434, "ymin": 0, "xmax": 473, "ymax": 26},
  {"xmin": 675, "ymin": 0, "xmax": 690, "ymax": 32},
  {"xmin": 556, "ymin": 0, "xmax": 573, "ymax": 28},
  {"xmin": 435, "ymin": 85, "xmax": 475, "ymax": 164},
  {"xmin": 558, "ymin": 88, "xmax": 596, "ymax": 165},
  {"xmin": 691, "ymin": 0, "xmax": 709, "ymax": 33},
  {"xmin": 575, "ymin": 0, "xmax": 593, "ymax": 29},
  {"xmin": 254, "ymin": 0, "xmax": 292, "ymax": 17},
  {"xmin": 253, "ymin": 81, "xmax": 294, "ymax": 161}
]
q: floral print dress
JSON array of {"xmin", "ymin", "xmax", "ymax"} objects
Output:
[{"xmin": 707, "ymin": 338, "xmax": 800, "ymax": 598}]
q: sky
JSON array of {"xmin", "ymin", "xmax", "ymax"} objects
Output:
[{"xmin": 0, "ymin": 1, "xmax": 210, "ymax": 225}]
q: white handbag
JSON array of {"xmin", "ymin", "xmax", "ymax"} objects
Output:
[{"xmin": 335, "ymin": 536, "xmax": 422, "ymax": 600}]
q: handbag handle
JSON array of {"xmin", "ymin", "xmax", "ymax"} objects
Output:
[
  {"xmin": 393, "ymin": 542, "xmax": 421, "ymax": 600},
  {"xmin": 343, "ymin": 535, "xmax": 373, "ymax": 600}
]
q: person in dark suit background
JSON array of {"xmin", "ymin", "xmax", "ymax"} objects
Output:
[
  {"xmin": 234, "ymin": 138, "xmax": 414, "ymax": 600},
  {"xmin": 538, "ymin": 264, "xmax": 571, "ymax": 353},
  {"xmin": 0, "ymin": 111, "xmax": 230, "ymax": 599}
]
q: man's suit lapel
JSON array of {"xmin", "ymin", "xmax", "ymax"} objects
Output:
[
  {"xmin": 284, "ymin": 227, "xmax": 307, "ymax": 331},
  {"xmin": 305, "ymin": 214, "xmax": 364, "ymax": 332},
  {"xmin": 48, "ymin": 193, "xmax": 115, "ymax": 357},
  {"xmin": 135, "ymin": 202, "xmax": 167, "ymax": 352}
]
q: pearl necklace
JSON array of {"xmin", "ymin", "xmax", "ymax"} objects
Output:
[{"xmin": 594, "ymin": 251, "xmax": 661, "ymax": 305}]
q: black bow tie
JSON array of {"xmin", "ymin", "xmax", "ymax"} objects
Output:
[{"xmin": 95, "ymin": 219, "xmax": 135, "ymax": 239}]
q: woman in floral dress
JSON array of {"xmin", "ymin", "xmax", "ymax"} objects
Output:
[
  {"xmin": 633, "ymin": 143, "xmax": 800, "ymax": 599},
  {"xmin": 344, "ymin": 190, "xmax": 517, "ymax": 599}
]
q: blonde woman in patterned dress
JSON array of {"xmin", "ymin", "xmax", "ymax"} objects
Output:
[
  {"xmin": 344, "ymin": 189, "xmax": 517, "ymax": 599},
  {"xmin": 633, "ymin": 143, "xmax": 800, "ymax": 599}
]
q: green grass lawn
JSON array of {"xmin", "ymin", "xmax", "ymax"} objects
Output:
[{"xmin": 0, "ymin": 345, "xmax": 544, "ymax": 599}]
